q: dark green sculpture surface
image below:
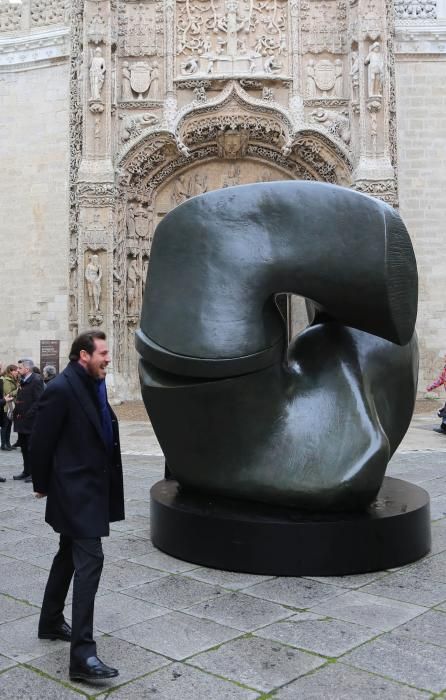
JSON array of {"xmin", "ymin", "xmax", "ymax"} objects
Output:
[{"xmin": 137, "ymin": 181, "xmax": 418, "ymax": 511}]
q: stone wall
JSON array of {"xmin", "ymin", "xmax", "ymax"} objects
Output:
[
  {"xmin": 0, "ymin": 60, "xmax": 71, "ymax": 367},
  {"xmin": 397, "ymin": 59, "xmax": 446, "ymax": 390}
]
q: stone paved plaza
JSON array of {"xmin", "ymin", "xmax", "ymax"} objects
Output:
[{"xmin": 0, "ymin": 411, "xmax": 446, "ymax": 699}]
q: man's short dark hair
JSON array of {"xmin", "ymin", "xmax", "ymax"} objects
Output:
[{"xmin": 69, "ymin": 330, "xmax": 107, "ymax": 361}]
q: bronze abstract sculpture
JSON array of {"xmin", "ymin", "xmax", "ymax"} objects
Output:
[
  {"xmin": 137, "ymin": 181, "xmax": 418, "ymax": 510},
  {"xmin": 137, "ymin": 181, "xmax": 429, "ymax": 574}
]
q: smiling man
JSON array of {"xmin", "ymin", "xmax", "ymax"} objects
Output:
[{"xmin": 30, "ymin": 330, "xmax": 124, "ymax": 683}]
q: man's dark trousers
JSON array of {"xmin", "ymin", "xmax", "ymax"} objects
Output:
[
  {"xmin": 40, "ymin": 535, "xmax": 104, "ymax": 662},
  {"xmin": 18, "ymin": 433, "xmax": 31, "ymax": 476}
]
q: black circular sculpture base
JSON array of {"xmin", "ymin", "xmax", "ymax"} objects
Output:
[{"xmin": 150, "ymin": 477, "xmax": 431, "ymax": 576}]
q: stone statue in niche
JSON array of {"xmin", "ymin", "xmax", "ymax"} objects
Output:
[
  {"xmin": 334, "ymin": 59, "xmax": 343, "ymax": 98},
  {"xmin": 121, "ymin": 62, "xmax": 133, "ymax": 100},
  {"xmin": 89, "ymin": 47, "xmax": 106, "ymax": 101},
  {"xmin": 305, "ymin": 60, "xmax": 317, "ymax": 98},
  {"xmin": 350, "ymin": 51, "xmax": 359, "ymax": 100},
  {"xmin": 127, "ymin": 203, "xmax": 136, "ymax": 239},
  {"xmin": 127, "ymin": 257, "xmax": 141, "ymax": 316},
  {"xmin": 85, "ymin": 254, "xmax": 103, "ymax": 313},
  {"xmin": 364, "ymin": 42, "xmax": 384, "ymax": 98},
  {"xmin": 142, "ymin": 257, "xmax": 149, "ymax": 294},
  {"xmin": 147, "ymin": 61, "xmax": 160, "ymax": 100}
]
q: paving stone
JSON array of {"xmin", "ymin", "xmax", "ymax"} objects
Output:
[
  {"xmin": 130, "ymin": 550, "xmax": 200, "ymax": 574},
  {"xmin": 310, "ymin": 590, "xmax": 426, "ymax": 632},
  {"xmin": 342, "ymin": 630, "xmax": 446, "ymax": 693},
  {"xmin": 255, "ymin": 614, "xmax": 378, "ymax": 657},
  {"xmin": 429, "ymin": 494, "xmax": 446, "ymax": 521},
  {"xmin": 30, "ymin": 633, "xmax": 170, "ymax": 692},
  {"xmin": 304, "ymin": 571, "xmax": 389, "ymax": 589},
  {"xmin": 124, "ymin": 574, "xmax": 224, "ymax": 609},
  {"xmin": 404, "ymin": 551, "xmax": 446, "ymax": 582},
  {"xmin": 101, "ymin": 535, "xmax": 152, "ymax": 561},
  {"xmin": 0, "ymin": 536, "xmax": 61, "ymax": 570},
  {"xmin": 396, "ymin": 609, "xmax": 446, "ymax": 647},
  {"xmin": 93, "ymin": 591, "xmax": 169, "ymax": 633},
  {"xmin": 361, "ymin": 570, "xmax": 446, "ymax": 606},
  {"xmin": 110, "ymin": 514, "xmax": 151, "ymax": 532},
  {"xmin": 0, "ymin": 614, "xmax": 69, "ymax": 662},
  {"xmin": 112, "ymin": 611, "xmax": 241, "ymax": 659},
  {"xmin": 430, "ymin": 521, "xmax": 446, "ymax": 555},
  {"xmin": 273, "ymin": 661, "xmax": 431, "ymax": 699},
  {"xmin": 247, "ymin": 577, "xmax": 344, "ymax": 609},
  {"xmin": 185, "ymin": 591, "xmax": 293, "ymax": 632},
  {"xmin": 0, "ymin": 559, "xmax": 50, "ymax": 606},
  {"xmin": 0, "ymin": 528, "xmax": 33, "ymax": 546},
  {"xmin": 100, "ymin": 559, "xmax": 167, "ymax": 591},
  {"xmin": 186, "ymin": 567, "xmax": 274, "ymax": 591},
  {"xmin": 96, "ymin": 662, "xmax": 258, "ymax": 699},
  {"xmin": 0, "ymin": 653, "xmax": 15, "ymax": 672},
  {"xmin": 0, "ymin": 593, "xmax": 38, "ymax": 624},
  {"xmin": 189, "ymin": 634, "xmax": 324, "ymax": 693},
  {"xmin": 0, "ymin": 666, "xmax": 85, "ymax": 699}
]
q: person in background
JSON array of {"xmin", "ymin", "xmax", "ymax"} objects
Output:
[
  {"xmin": 1, "ymin": 364, "xmax": 18, "ymax": 451},
  {"xmin": 426, "ymin": 355, "xmax": 446, "ymax": 434},
  {"xmin": 12, "ymin": 358, "xmax": 44, "ymax": 482},
  {"xmin": 43, "ymin": 365, "xmax": 57, "ymax": 386}
]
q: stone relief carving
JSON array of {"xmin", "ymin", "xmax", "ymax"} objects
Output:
[
  {"xmin": 118, "ymin": 1, "xmax": 163, "ymax": 57},
  {"xmin": 216, "ymin": 128, "xmax": 250, "ymax": 159},
  {"xmin": 305, "ymin": 57, "xmax": 345, "ymax": 99},
  {"xmin": 87, "ymin": 7, "xmax": 106, "ymax": 44},
  {"xmin": 309, "ymin": 108, "xmax": 351, "ymax": 145},
  {"xmin": 176, "ymin": 0, "xmax": 288, "ymax": 80},
  {"xmin": 394, "ymin": 0, "xmax": 437, "ymax": 18},
  {"xmin": 30, "ymin": 0, "xmax": 66, "ymax": 27},
  {"xmin": 300, "ymin": 0, "xmax": 347, "ymax": 54},
  {"xmin": 120, "ymin": 113, "xmax": 159, "ymax": 143},
  {"xmin": 0, "ymin": 1, "xmax": 22, "ymax": 31},
  {"xmin": 127, "ymin": 255, "xmax": 141, "ymax": 317}
]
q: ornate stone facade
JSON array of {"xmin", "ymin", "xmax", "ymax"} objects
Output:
[{"xmin": 1, "ymin": 0, "xmax": 445, "ymax": 396}]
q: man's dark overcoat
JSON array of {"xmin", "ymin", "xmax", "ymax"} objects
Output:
[
  {"xmin": 30, "ymin": 362, "xmax": 124, "ymax": 538},
  {"xmin": 14, "ymin": 372, "xmax": 44, "ymax": 434}
]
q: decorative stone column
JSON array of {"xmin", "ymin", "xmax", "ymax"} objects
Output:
[
  {"xmin": 351, "ymin": 0, "xmax": 397, "ymax": 205},
  {"xmin": 76, "ymin": 0, "xmax": 115, "ymax": 338}
]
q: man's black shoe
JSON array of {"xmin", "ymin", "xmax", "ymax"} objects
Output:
[
  {"xmin": 13, "ymin": 472, "xmax": 27, "ymax": 480},
  {"xmin": 69, "ymin": 656, "xmax": 119, "ymax": 682},
  {"xmin": 38, "ymin": 620, "xmax": 71, "ymax": 642},
  {"xmin": 1, "ymin": 446, "xmax": 12, "ymax": 451},
  {"xmin": 24, "ymin": 476, "xmax": 33, "ymax": 483},
  {"xmin": 433, "ymin": 427, "xmax": 446, "ymax": 434},
  {"xmin": 10, "ymin": 442, "xmax": 19, "ymax": 449},
  {"xmin": 0, "ymin": 477, "xmax": 5, "ymax": 483}
]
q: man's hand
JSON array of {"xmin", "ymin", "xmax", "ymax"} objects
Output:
[{"xmin": 34, "ymin": 492, "xmax": 47, "ymax": 499}]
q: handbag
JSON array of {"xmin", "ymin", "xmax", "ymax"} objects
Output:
[{"xmin": 6, "ymin": 401, "xmax": 14, "ymax": 421}]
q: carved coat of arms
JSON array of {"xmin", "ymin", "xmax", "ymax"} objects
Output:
[
  {"xmin": 314, "ymin": 60, "xmax": 336, "ymax": 93},
  {"xmin": 130, "ymin": 62, "xmax": 151, "ymax": 96}
]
